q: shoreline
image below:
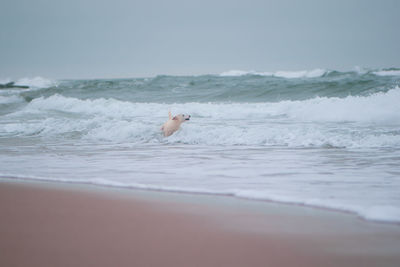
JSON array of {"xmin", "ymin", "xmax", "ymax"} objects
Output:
[
  {"xmin": 1, "ymin": 179, "xmax": 400, "ymax": 267},
  {"xmin": 1, "ymin": 176, "xmax": 399, "ymax": 226}
]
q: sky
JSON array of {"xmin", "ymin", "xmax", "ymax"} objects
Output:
[{"xmin": 0, "ymin": 0, "xmax": 399, "ymax": 79}]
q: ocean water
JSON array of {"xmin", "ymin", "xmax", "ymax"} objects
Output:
[{"xmin": 1, "ymin": 68, "xmax": 400, "ymax": 223}]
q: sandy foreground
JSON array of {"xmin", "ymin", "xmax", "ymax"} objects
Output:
[{"xmin": 1, "ymin": 180, "xmax": 400, "ymax": 267}]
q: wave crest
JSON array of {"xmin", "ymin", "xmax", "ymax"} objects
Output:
[
  {"xmin": 14, "ymin": 77, "xmax": 58, "ymax": 88},
  {"xmin": 219, "ymin": 68, "xmax": 328, "ymax": 78},
  {"xmin": 2, "ymin": 86, "xmax": 399, "ymax": 148},
  {"xmin": 372, "ymin": 70, "xmax": 400, "ymax": 76},
  {"xmin": 219, "ymin": 70, "xmax": 273, "ymax": 77}
]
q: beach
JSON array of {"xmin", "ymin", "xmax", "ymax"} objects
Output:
[
  {"xmin": 1, "ymin": 180, "xmax": 400, "ymax": 267},
  {"xmin": 2, "ymin": 0, "xmax": 399, "ymax": 265}
]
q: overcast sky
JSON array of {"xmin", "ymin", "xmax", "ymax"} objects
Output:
[{"xmin": 1, "ymin": 0, "xmax": 399, "ymax": 79}]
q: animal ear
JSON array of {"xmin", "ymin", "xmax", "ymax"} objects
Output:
[
  {"xmin": 172, "ymin": 116, "xmax": 178, "ymax": 120},
  {"xmin": 168, "ymin": 111, "xmax": 172, "ymax": 120}
]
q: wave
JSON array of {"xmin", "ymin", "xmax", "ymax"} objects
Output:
[
  {"xmin": 219, "ymin": 70, "xmax": 273, "ymax": 77},
  {"xmin": 219, "ymin": 67, "xmax": 400, "ymax": 79},
  {"xmin": 274, "ymin": 68, "xmax": 327, "ymax": 78},
  {"xmin": 372, "ymin": 70, "xmax": 400, "ymax": 76},
  {"xmin": 0, "ymin": 95, "xmax": 24, "ymax": 104},
  {"xmin": 2, "ymin": 86, "xmax": 399, "ymax": 147},
  {"xmin": 270, "ymin": 86, "xmax": 400, "ymax": 124},
  {"xmin": 12, "ymin": 77, "xmax": 58, "ymax": 89},
  {"xmin": 220, "ymin": 68, "xmax": 328, "ymax": 78},
  {"xmin": 18, "ymin": 85, "xmax": 400, "ymax": 123},
  {"xmin": 3, "ymin": 68, "xmax": 398, "ymax": 106}
]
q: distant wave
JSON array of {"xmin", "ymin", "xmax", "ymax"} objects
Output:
[
  {"xmin": 2, "ymin": 69, "xmax": 399, "ymax": 108},
  {"xmin": 220, "ymin": 68, "xmax": 400, "ymax": 78},
  {"xmin": 220, "ymin": 69, "xmax": 328, "ymax": 78},
  {"xmin": 0, "ymin": 76, "xmax": 58, "ymax": 89},
  {"xmin": 372, "ymin": 70, "xmax": 400, "ymax": 76},
  {"xmin": 16, "ymin": 76, "xmax": 58, "ymax": 88},
  {"xmin": 274, "ymin": 69, "xmax": 327, "ymax": 78},
  {"xmin": 219, "ymin": 70, "xmax": 273, "ymax": 77}
]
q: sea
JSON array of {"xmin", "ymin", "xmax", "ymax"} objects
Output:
[{"xmin": 1, "ymin": 68, "xmax": 400, "ymax": 223}]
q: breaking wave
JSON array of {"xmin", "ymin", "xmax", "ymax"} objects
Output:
[
  {"xmin": 372, "ymin": 70, "xmax": 400, "ymax": 76},
  {"xmin": 14, "ymin": 76, "xmax": 58, "ymax": 88},
  {"xmin": 0, "ymin": 76, "xmax": 57, "ymax": 89},
  {"xmin": 219, "ymin": 68, "xmax": 328, "ymax": 78},
  {"xmin": 2, "ymin": 86, "xmax": 399, "ymax": 147}
]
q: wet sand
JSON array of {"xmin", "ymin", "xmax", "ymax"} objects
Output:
[{"xmin": 1, "ymin": 180, "xmax": 400, "ymax": 267}]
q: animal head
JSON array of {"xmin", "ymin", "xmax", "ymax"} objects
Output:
[{"xmin": 172, "ymin": 114, "xmax": 191, "ymax": 123}]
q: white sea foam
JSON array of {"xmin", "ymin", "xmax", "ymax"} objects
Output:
[
  {"xmin": 220, "ymin": 69, "xmax": 327, "ymax": 78},
  {"xmin": 0, "ymin": 95, "xmax": 24, "ymax": 104},
  {"xmin": 373, "ymin": 70, "xmax": 400, "ymax": 76},
  {"xmin": 3, "ymin": 86, "xmax": 399, "ymax": 148},
  {"xmin": 22, "ymin": 94, "xmax": 168, "ymax": 118},
  {"xmin": 273, "ymin": 68, "xmax": 327, "ymax": 78},
  {"xmin": 353, "ymin": 66, "xmax": 369, "ymax": 75},
  {"xmin": 270, "ymin": 86, "xmax": 400, "ymax": 124},
  {"xmin": 219, "ymin": 70, "xmax": 273, "ymax": 77},
  {"xmin": 361, "ymin": 206, "xmax": 400, "ymax": 222},
  {"xmin": 232, "ymin": 191, "xmax": 400, "ymax": 223},
  {"xmin": 14, "ymin": 76, "xmax": 57, "ymax": 88}
]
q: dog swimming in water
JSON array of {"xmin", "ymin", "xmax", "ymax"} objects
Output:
[{"xmin": 161, "ymin": 111, "xmax": 191, "ymax": 137}]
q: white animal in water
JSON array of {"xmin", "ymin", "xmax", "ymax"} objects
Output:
[{"xmin": 161, "ymin": 111, "xmax": 191, "ymax": 137}]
